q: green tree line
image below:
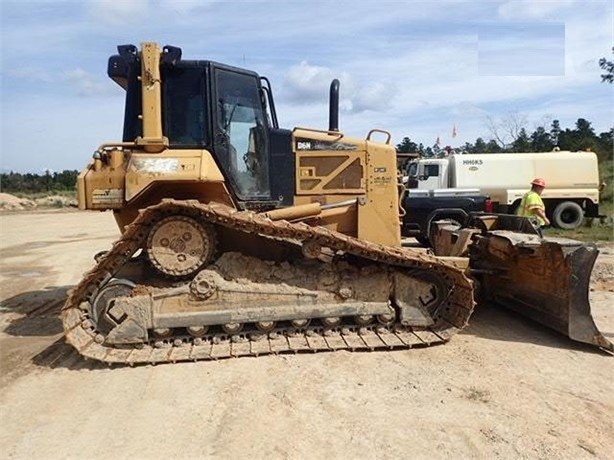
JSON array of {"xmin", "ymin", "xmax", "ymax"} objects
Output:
[
  {"xmin": 0, "ymin": 170, "xmax": 79, "ymax": 194},
  {"xmin": 397, "ymin": 117, "xmax": 611, "ymax": 160}
]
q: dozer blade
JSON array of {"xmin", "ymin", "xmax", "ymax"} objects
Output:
[{"xmin": 470, "ymin": 231, "xmax": 613, "ymax": 352}]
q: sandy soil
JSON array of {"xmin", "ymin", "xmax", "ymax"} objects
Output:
[{"xmin": 0, "ymin": 210, "xmax": 612, "ymax": 459}]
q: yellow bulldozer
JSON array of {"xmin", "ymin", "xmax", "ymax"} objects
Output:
[{"xmin": 62, "ymin": 43, "xmax": 612, "ymax": 364}]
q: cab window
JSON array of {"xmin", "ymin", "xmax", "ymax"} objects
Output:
[
  {"xmin": 162, "ymin": 66, "xmax": 207, "ymax": 147},
  {"xmin": 424, "ymin": 164, "xmax": 440, "ymax": 177}
]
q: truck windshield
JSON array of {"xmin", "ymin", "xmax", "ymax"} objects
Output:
[{"xmin": 407, "ymin": 162, "xmax": 418, "ymax": 177}]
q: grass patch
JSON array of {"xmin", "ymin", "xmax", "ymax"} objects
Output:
[{"xmin": 547, "ymin": 226, "xmax": 613, "ymax": 242}]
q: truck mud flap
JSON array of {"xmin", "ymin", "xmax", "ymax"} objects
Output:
[{"xmin": 470, "ymin": 231, "xmax": 613, "ymax": 353}]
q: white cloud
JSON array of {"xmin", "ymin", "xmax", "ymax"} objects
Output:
[
  {"xmin": 498, "ymin": 0, "xmax": 575, "ymax": 20},
  {"xmin": 64, "ymin": 68, "xmax": 114, "ymax": 97},
  {"xmin": 449, "ymin": 102, "xmax": 488, "ymax": 118},
  {"xmin": 86, "ymin": 0, "xmax": 151, "ymax": 25},
  {"xmin": 4, "ymin": 67, "xmax": 54, "ymax": 83},
  {"xmin": 351, "ymin": 81, "xmax": 398, "ymax": 113},
  {"xmin": 282, "ymin": 61, "xmax": 349, "ymax": 103},
  {"xmin": 281, "ymin": 61, "xmax": 398, "ymax": 113},
  {"xmin": 158, "ymin": 0, "xmax": 219, "ymax": 15}
]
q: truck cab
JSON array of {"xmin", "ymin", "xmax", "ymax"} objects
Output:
[{"xmin": 404, "ymin": 158, "xmax": 448, "ymax": 190}]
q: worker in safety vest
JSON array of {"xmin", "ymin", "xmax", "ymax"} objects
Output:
[{"xmin": 516, "ymin": 178, "xmax": 550, "ymax": 235}]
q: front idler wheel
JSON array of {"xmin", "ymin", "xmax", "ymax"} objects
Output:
[{"xmin": 90, "ymin": 278, "xmax": 136, "ymax": 334}]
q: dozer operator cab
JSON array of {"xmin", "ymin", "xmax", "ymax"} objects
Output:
[
  {"xmin": 107, "ymin": 43, "xmax": 290, "ymax": 207},
  {"xmin": 80, "ymin": 42, "xmax": 402, "ymax": 247}
]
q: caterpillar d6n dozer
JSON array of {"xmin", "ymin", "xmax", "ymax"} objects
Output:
[{"xmin": 63, "ymin": 43, "xmax": 611, "ymax": 365}]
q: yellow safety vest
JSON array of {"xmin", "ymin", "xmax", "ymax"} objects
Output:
[{"xmin": 516, "ymin": 191, "xmax": 546, "ymax": 226}]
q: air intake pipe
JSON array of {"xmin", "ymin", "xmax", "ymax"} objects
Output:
[{"xmin": 329, "ymin": 79, "xmax": 340, "ymax": 132}]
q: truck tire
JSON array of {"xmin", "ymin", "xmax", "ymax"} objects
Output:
[{"xmin": 552, "ymin": 201, "xmax": 584, "ymax": 229}]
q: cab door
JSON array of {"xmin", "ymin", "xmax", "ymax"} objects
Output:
[
  {"xmin": 418, "ymin": 162, "xmax": 443, "ymax": 190},
  {"xmin": 212, "ymin": 66, "xmax": 271, "ymax": 203}
]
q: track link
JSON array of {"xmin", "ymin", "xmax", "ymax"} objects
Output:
[{"xmin": 61, "ymin": 199, "xmax": 475, "ymax": 365}]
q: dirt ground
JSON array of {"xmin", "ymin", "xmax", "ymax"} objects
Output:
[{"xmin": 0, "ymin": 210, "xmax": 612, "ymax": 459}]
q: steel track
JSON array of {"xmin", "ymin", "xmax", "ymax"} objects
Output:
[{"xmin": 61, "ymin": 199, "xmax": 475, "ymax": 365}]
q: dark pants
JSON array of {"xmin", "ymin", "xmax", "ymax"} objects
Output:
[{"xmin": 529, "ymin": 218, "xmax": 544, "ymax": 238}]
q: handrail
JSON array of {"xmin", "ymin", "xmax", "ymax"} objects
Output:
[
  {"xmin": 293, "ymin": 127, "xmax": 345, "ymax": 140},
  {"xmin": 366, "ymin": 129, "xmax": 392, "ymax": 144}
]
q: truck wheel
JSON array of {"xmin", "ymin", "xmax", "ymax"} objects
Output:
[{"xmin": 552, "ymin": 201, "xmax": 584, "ymax": 229}]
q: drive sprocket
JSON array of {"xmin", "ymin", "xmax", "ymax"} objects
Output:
[{"xmin": 146, "ymin": 215, "xmax": 216, "ymax": 278}]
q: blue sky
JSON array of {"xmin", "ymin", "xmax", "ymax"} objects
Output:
[{"xmin": 1, "ymin": 0, "xmax": 612, "ymax": 173}]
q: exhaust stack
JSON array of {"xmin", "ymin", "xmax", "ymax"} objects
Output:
[{"xmin": 329, "ymin": 79, "xmax": 339, "ymax": 132}]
